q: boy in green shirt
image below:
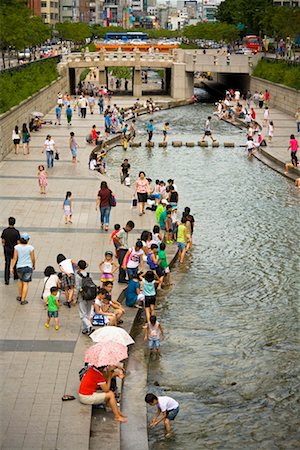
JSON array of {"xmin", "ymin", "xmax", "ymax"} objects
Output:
[
  {"xmin": 45, "ymin": 286, "xmax": 60, "ymax": 330},
  {"xmin": 158, "ymin": 243, "xmax": 170, "ymax": 286}
]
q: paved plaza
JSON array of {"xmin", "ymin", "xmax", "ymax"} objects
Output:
[{"xmin": 0, "ymin": 100, "xmax": 155, "ymax": 450}]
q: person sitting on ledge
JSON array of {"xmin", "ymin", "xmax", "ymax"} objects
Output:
[{"xmin": 78, "ymin": 365, "xmax": 127, "ymax": 422}]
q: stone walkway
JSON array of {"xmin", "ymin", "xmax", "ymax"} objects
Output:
[
  {"xmin": 253, "ymin": 103, "xmax": 299, "ymax": 164},
  {"xmin": 0, "ymin": 100, "xmax": 157, "ymax": 449}
]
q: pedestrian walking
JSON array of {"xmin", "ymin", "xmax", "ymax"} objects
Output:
[
  {"xmin": 258, "ymin": 92, "xmax": 264, "ymax": 109},
  {"xmin": 201, "ymin": 116, "xmax": 217, "ymax": 143},
  {"xmin": 41, "ymin": 266, "xmax": 60, "ymax": 303},
  {"xmin": 163, "ymin": 122, "xmax": 169, "ymax": 143},
  {"xmin": 21, "ymin": 123, "xmax": 30, "ymax": 155},
  {"xmin": 63, "ymin": 191, "xmax": 73, "ymax": 224},
  {"xmin": 88, "ymin": 94, "xmax": 95, "ymax": 114},
  {"xmin": 69, "ymin": 132, "xmax": 78, "ymax": 163},
  {"xmin": 57, "ymin": 253, "xmax": 77, "ymax": 307},
  {"xmin": 95, "ymin": 181, "xmax": 114, "ymax": 231},
  {"xmin": 66, "ymin": 105, "xmax": 72, "ymax": 126},
  {"xmin": 268, "ymin": 121, "xmax": 274, "ymax": 143},
  {"xmin": 98, "ymin": 95, "xmax": 104, "ymax": 114},
  {"xmin": 12, "ymin": 126, "xmax": 21, "ymax": 154},
  {"xmin": 11, "ymin": 232, "xmax": 35, "ymax": 305},
  {"xmin": 147, "ymin": 119, "xmax": 154, "ymax": 143},
  {"xmin": 37, "ymin": 164, "xmax": 48, "ymax": 194},
  {"xmin": 44, "ymin": 287, "xmax": 60, "ymax": 331},
  {"xmin": 1, "ymin": 217, "xmax": 20, "ymax": 285},
  {"xmin": 42, "ymin": 135, "xmax": 57, "ymax": 169},
  {"xmin": 287, "ymin": 134, "xmax": 299, "ymax": 170},
  {"xmin": 263, "ymin": 106, "xmax": 270, "ymax": 127},
  {"xmin": 114, "ymin": 221, "xmax": 135, "ymax": 283},
  {"xmin": 55, "ymin": 105, "xmax": 62, "ymax": 125}
]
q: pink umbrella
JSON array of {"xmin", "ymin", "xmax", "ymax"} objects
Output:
[{"xmin": 84, "ymin": 341, "xmax": 128, "ymax": 367}]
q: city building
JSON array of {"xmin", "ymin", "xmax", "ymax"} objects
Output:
[
  {"xmin": 59, "ymin": 0, "xmax": 73, "ymax": 22},
  {"xmin": 40, "ymin": 0, "xmax": 59, "ymax": 24},
  {"xmin": 28, "ymin": 0, "xmax": 41, "ymax": 16},
  {"xmin": 201, "ymin": 0, "xmax": 222, "ymax": 22},
  {"xmin": 168, "ymin": 9, "xmax": 189, "ymax": 30}
]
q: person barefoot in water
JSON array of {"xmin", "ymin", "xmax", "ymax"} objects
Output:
[{"xmin": 145, "ymin": 393, "xmax": 179, "ymax": 438}]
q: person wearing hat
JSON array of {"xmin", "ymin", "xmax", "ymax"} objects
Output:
[{"xmin": 11, "ymin": 232, "xmax": 35, "ymax": 305}]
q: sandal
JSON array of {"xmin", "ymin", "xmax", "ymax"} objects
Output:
[
  {"xmin": 16, "ymin": 296, "xmax": 21, "ymax": 302},
  {"xmin": 61, "ymin": 395, "xmax": 76, "ymax": 402},
  {"xmin": 20, "ymin": 300, "xmax": 28, "ymax": 305}
]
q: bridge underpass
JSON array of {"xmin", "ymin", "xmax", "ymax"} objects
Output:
[{"xmin": 62, "ymin": 49, "xmax": 257, "ymax": 100}]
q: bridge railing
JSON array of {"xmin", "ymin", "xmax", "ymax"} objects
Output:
[{"xmin": 64, "ymin": 51, "xmax": 175, "ymax": 65}]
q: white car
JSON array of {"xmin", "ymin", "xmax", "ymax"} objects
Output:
[
  {"xmin": 18, "ymin": 48, "xmax": 31, "ymax": 59},
  {"xmin": 235, "ymin": 47, "xmax": 253, "ymax": 55}
]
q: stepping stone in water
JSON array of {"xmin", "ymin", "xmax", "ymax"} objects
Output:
[
  {"xmin": 159, "ymin": 142, "xmax": 168, "ymax": 147},
  {"xmin": 186, "ymin": 142, "xmax": 195, "ymax": 147},
  {"xmin": 172, "ymin": 141, "xmax": 182, "ymax": 147},
  {"xmin": 224, "ymin": 142, "xmax": 235, "ymax": 147},
  {"xmin": 212, "ymin": 141, "xmax": 220, "ymax": 147},
  {"xmin": 198, "ymin": 141, "xmax": 208, "ymax": 147},
  {"xmin": 130, "ymin": 142, "xmax": 141, "ymax": 147},
  {"xmin": 145, "ymin": 142, "xmax": 155, "ymax": 147}
]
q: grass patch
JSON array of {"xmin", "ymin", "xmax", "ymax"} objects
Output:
[
  {"xmin": 252, "ymin": 59, "xmax": 300, "ymax": 90},
  {"xmin": 0, "ymin": 58, "xmax": 59, "ymax": 114}
]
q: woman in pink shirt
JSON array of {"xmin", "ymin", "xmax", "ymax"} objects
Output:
[
  {"xmin": 288, "ymin": 134, "xmax": 298, "ymax": 167},
  {"xmin": 134, "ymin": 171, "xmax": 150, "ymax": 216}
]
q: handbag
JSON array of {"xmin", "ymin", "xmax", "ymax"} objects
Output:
[
  {"xmin": 55, "ymin": 151, "xmax": 59, "ymax": 160},
  {"xmin": 132, "ymin": 197, "xmax": 137, "ymax": 208},
  {"xmin": 41, "ymin": 276, "xmax": 50, "ymax": 300},
  {"xmin": 92, "ymin": 314, "xmax": 106, "ymax": 326},
  {"xmin": 109, "ymin": 191, "xmax": 117, "ymax": 207}
]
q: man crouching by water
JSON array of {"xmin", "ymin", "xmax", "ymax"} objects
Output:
[{"xmin": 145, "ymin": 393, "xmax": 179, "ymax": 438}]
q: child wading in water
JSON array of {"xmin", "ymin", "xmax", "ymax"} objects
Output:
[
  {"xmin": 99, "ymin": 250, "xmax": 118, "ymax": 285},
  {"xmin": 44, "ymin": 286, "xmax": 60, "ymax": 330},
  {"xmin": 37, "ymin": 165, "xmax": 48, "ymax": 194},
  {"xmin": 63, "ymin": 191, "xmax": 73, "ymax": 224},
  {"xmin": 144, "ymin": 315, "xmax": 164, "ymax": 358},
  {"xmin": 145, "ymin": 393, "xmax": 180, "ymax": 438},
  {"xmin": 163, "ymin": 122, "xmax": 169, "ymax": 143}
]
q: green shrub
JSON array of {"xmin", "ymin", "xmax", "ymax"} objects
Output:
[
  {"xmin": 79, "ymin": 68, "xmax": 91, "ymax": 81},
  {"xmin": 0, "ymin": 58, "xmax": 59, "ymax": 114},
  {"xmin": 253, "ymin": 59, "xmax": 300, "ymax": 90}
]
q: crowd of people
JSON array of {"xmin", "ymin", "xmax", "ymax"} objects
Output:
[
  {"xmin": 212, "ymin": 87, "xmax": 299, "ymax": 169},
  {"xmin": 5, "ymin": 92, "xmax": 191, "ymax": 437}
]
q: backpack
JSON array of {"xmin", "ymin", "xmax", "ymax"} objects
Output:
[
  {"xmin": 78, "ymin": 272, "xmax": 97, "ymax": 301},
  {"xmin": 109, "ymin": 191, "xmax": 117, "ymax": 207},
  {"xmin": 79, "ymin": 363, "xmax": 90, "ymax": 381}
]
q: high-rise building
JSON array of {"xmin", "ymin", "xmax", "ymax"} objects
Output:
[
  {"xmin": 59, "ymin": 0, "xmax": 73, "ymax": 22},
  {"xmin": 28, "ymin": 0, "xmax": 41, "ymax": 16},
  {"xmin": 40, "ymin": 0, "xmax": 59, "ymax": 24}
]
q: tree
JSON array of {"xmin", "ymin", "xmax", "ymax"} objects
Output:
[
  {"xmin": 0, "ymin": 0, "xmax": 50, "ymax": 67},
  {"xmin": 56, "ymin": 22, "xmax": 93, "ymax": 45},
  {"xmin": 216, "ymin": 0, "xmax": 273, "ymax": 35},
  {"xmin": 183, "ymin": 23, "xmax": 239, "ymax": 43}
]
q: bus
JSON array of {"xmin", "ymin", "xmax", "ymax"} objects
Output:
[
  {"xmin": 105, "ymin": 32, "xmax": 148, "ymax": 42},
  {"xmin": 243, "ymin": 35, "xmax": 262, "ymax": 53}
]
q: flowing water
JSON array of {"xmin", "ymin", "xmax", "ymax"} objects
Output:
[{"xmin": 106, "ymin": 103, "xmax": 300, "ymax": 450}]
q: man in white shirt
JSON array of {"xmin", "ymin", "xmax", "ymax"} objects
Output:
[
  {"xmin": 42, "ymin": 135, "xmax": 57, "ymax": 168},
  {"xmin": 145, "ymin": 393, "xmax": 179, "ymax": 438}
]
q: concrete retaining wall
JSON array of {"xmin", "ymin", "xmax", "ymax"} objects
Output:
[
  {"xmin": 0, "ymin": 74, "xmax": 69, "ymax": 161},
  {"xmin": 250, "ymin": 76, "xmax": 300, "ymax": 116}
]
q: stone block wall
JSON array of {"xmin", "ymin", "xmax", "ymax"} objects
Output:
[
  {"xmin": 250, "ymin": 76, "xmax": 300, "ymax": 116},
  {"xmin": 0, "ymin": 74, "xmax": 68, "ymax": 161}
]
